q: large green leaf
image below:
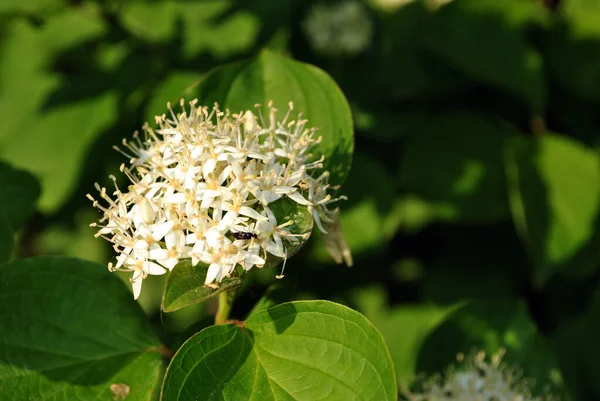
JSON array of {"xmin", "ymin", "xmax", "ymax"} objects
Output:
[
  {"xmin": 0, "ymin": 161, "xmax": 41, "ymax": 229},
  {"xmin": 417, "ymin": 300, "xmax": 567, "ymax": 398},
  {"xmin": 0, "ymin": 12, "xmax": 114, "ymax": 213},
  {"xmin": 161, "ymin": 300, "xmax": 397, "ymax": 400},
  {"xmin": 190, "ymin": 49, "xmax": 354, "ymax": 188},
  {"xmin": 505, "ymin": 134, "xmax": 600, "ymax": 284},
  {"xmin": 0, "ymin": 89, "xmax": 118, "ymax": 212},
  {"xmin": 0, "ymin": 256, "xmax": 165, "ymax": 400},
  {"xmin": 162, "ymin": 259, "xmax": 243, "ymax": 313},
  {"xmin": 399, "ymin": 113, "xmax": 515, "ymax": 223}
]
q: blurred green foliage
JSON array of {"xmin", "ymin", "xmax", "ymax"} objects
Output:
[{"xmin": 2, "ymin": 0, "xmax": 600, "ymax": 399}]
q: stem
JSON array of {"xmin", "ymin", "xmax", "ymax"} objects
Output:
[{"xmin": 215, "ymin": 289, "xmax": 235, "ymax": 325}]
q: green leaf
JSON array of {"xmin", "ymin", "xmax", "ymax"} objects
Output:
[
  {"xmin": 0, "ymin": 161, "xmax": 41, "ymax": 229},
  {"xmin": 0, "ymin": 14, "xmax": 115, "ymax": 212},
  {"xmin": 266, "ymin": 198, "xmax": 313, "ymax": 263},
  {"xmin": 399, "ymin": 113, "xmax": 514, "ymax": 223},
  {"xmin": 417, "ymin": 300, "xmax": 567, "ymax": 398},
  {"xmin": 161, "ymin": 300, "xmax": 397, "ymax": 400},
  {"xmin": 191, "ymin": 49, "xmax": 354, "ymax": 188},
  {"xmin": 120, "ymin": 0, "xmax": 179, "ymax": 42},
  {"xmin": 179, "ymin": 1, "xmax": 260, "ymax": 59},
  {"xmin": 120, "ymin": 0, "xmax": 259, "ymax": 58},
  {"xmin": 505, "ymin": 134, "xmax": 600, "ymax": 284},
  {"xmin": 162, "ymin": 259, "xmax": 243, "ymax": 312},
  {"xmin": 0, "ymin": 256, "xmax": 165, "ymax": 400},
  {"xmin": 0, "ymin": 88, "xmax": 118, "ymax": 212},
  {"xmin": 0, "ymin": 0, "xmax": 62, "ymax": 14},
  {"xmin": 420, "ymin": 1, "xmax": 545, "ymax": 110},
  {"xmin": 561, "ymin": 0, "xmax": 600, "ymax": 39},
  {"xmin": 0, "ymin": 215, "xmax": 13, "ymax": 264},
  {"xmin": 353, "ymin": 286, "xmax": 454, "ymax": 386},
  {"xmin": 39, "ymin": 3, "xmax": 107, "ymax": 53}
]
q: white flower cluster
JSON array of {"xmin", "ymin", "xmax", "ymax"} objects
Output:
[
  {"xmin": 88, "ymin": 100, "xmax": 348, "ymax": 299},
  {"xmin": 303, "ymin": 0, "xmax": 373, "ymax": 57},
  {"xmin": 405, "ymin": 349, "xmax": 556, "ymax": 401}
]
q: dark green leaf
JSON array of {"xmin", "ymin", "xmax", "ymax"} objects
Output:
[
  {"xmin": 162, "ymin": 259, "xmax": 243, "ymax": 313},
  {"xmin": 578, "ymin": 285, "xmax": 600, "ymax": 398},
  {"xmin": 0, "ymin": 215, "xmax": 12, "ymax": 264},
  {"xmin": 505, "ymin": 134, "xmax": 600, "ymax": 284},
  {"xmin": 191, "ymin": 49, "xmax": 354, "ymax": 188},
  {"xmin": 161, "ymin": 300, "xmax": 397, "ymax": 400},
  {"xmin": 0, "ymin": 161, "xmax": 41, "ymax": 229},
  {"xmin": 399, "ymin": 113, "xmax": 514, "ymax": 223},
  {"xmin": 418, "ymin": 300, "xmax": 568, "ymax": 398},
  {"xmin": 542, "ymin": 30, "xmax": 600, "ymax": 102},
  {"xmin": 420, "ymin": 1, "xmax": 545, "ymax": 110},
  {"xmin": 0, "ymin": 256, "xmax": 165, "ymax": 400}
]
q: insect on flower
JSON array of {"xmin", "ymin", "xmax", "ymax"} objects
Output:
[{"xmin": 232, "ymin": 231, "xmax": 258, "ymax": 240}]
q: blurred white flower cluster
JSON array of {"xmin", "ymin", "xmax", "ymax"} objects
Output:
[
  {"xmin": 405, "ymin": 349, "xmax": 556, "ymax": 401},
  {"xmin": 303, "ymin": 0, "xmax": 373, "ymax": 57},
  {"xmin": 373, "ymin": 0, "xmax": 453, "ymax": 12},
  {"xmin": 89, "ymin": 100, "xmax": 349, "ymax": 299}
]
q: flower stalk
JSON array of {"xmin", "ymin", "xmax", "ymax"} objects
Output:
[{"xmin": 215, "ymin": 289, "xmax": 236, "ymax": 325}]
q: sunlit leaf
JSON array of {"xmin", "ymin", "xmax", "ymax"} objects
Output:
[
  {"xmin": 561, "ymin": 0, "xmax": 600, "ymax": 39},
  {"xmin": 161, "ymin": 300, "xmax": 397, "ymax": 400},
  {"xmin": 0, "ymin": 11, "xmax": 114, "ymax": 212},
  {"xmin": 505, "ymin": 134, "xmax": 600, "ymax": 284}
]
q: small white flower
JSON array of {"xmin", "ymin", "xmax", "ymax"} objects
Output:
[
  {"xmin": 303, "ymin": 0, "xmax": 373, "ymax": 57},
  {"xmin": 404, "ymin": 349, "xmax": 557, "ymax": 401},
  {"xmin": 89, "ymin": 99, "xmax": 350, "ymax": 299}
]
